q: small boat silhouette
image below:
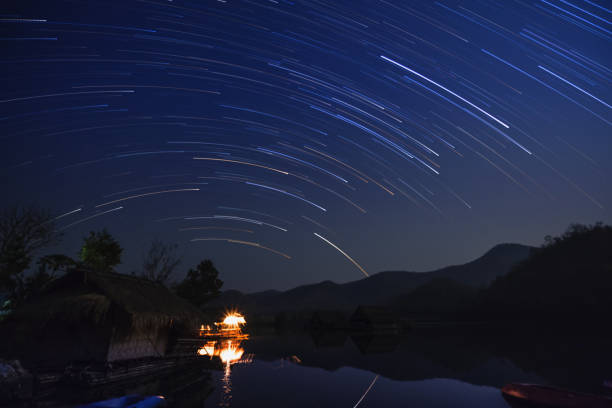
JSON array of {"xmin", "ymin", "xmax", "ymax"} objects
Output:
[{"xmin": 501, "ymin": 383, "xmax": 612, "ymax": 408}]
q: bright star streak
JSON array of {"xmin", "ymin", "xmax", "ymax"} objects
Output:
[
  {"xmin": 539, "ymin": 0, "xmax": 612, "ymax": 36},
  {"xmin": 191, "ymin": 238, "xmax": 291, "ymax": 259},
  {"xmin": 380, "ymin": 55, "xmax": 510, "ymax": 129},
  {"xmin": 256, "ymin": 148, "xmax": 349, "ymax": 183},
  {"xmin": 57, "ymin": 207, "xmax": 123, "ymax": 231},
  {"xmin": 245, "ymin": 182, "xmax": 327, "ymax": 212},
  {"xmin": 555, "ymin": 0, "xmax": 612, "ymax": 26},
  {"xmin": 103, "ymin": 183, "xmax": 208, "ymax": 198},
  {"xmin": 0, "ymin": 90, "xmax": 134, "ymax": 104},
  {"xmin": 538, "ymin": 65, "xmax": 611, "ymax": 109},
  {"xmin": 179, "ymin": 226, "xmax": 254, "ymax": 233},
  {"xmin": 47, "ymin": 207, "xmax": 82, "ymax": 223},
  {"xmin": 482, "ymin": 48, "xmax": 611, "ymax": 125},
  {"xmin": 183, "ymin": 215, "xmax": 288, "ymax": 232},
  {"xmin": 314, "ymin": 233, "xmax": 368, "ymax": 277},
  {"xmin": 95, "ymin": 188, "xmax": 200, "ymax": 207},
  {"xmin": 193, "ymin": 157, "xmax": 290, "ymax": 175}
]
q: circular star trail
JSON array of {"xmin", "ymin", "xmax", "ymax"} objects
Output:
[{"xmin": 1, "ymin": 0, "xmax": 610, "ymax": 291}]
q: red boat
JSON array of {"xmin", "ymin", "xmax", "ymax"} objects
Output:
[{"xmin": 501, "ymin": 383, "xmax": 612, "ymax": 408}]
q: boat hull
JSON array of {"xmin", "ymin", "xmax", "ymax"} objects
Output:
[{"xmin": 501, "ymin": 383, "xmax": 612, "ymax": 408}]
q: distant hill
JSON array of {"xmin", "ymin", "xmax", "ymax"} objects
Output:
[
  {"xmin": 338, "ymin": 243, "xmax": 533, "ymax": 305},
  {"xmin": 209, "ymin": 243, "xmax": 533, "ymax": 314},
  {"xmin": 479, "ymin": 223, "xmax": 612, "ymax": 321},
  {"xmin": 393, "ymin": 223, "xmax": 612, "ymax": 323}
]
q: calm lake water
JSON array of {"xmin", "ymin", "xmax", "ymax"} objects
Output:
[
  {"xmin": 204, "ymin": 328, "xmax": 612, "ymax": 407},
  {"xmin": 7, "ymin": 327, "xmax": 611, "ymax": 407}
]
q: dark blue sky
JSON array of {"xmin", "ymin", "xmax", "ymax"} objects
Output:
[{"xmin": 1, "ymin": 0, "xmax": 610, "ymax": 292}]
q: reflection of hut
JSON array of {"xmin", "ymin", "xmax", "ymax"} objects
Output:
[
  {"xmin": 310, "ymin": 330, "xmax": 348, "ymax": 348},
  {"xmin": 349, "ymin": 306, "xmax": 399, "ymax": 332},
  {"xmin": 9, "ymin": 269, "xmax": 204, "ymax": 366},
  {"xmin": 308, "ymin": 310, "xmax": 349, "ymax": 330},
  {"xmin": 351, "ymin": 334, "xmax": 400, "ymax": 354}
]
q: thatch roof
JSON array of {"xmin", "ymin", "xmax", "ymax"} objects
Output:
[
  {"xmin": 309, "ymin": 310, "xmax": 348, "ymax": 329},
  {"xmin": 310, "ymin": 330, "xmax": 347, "ymax": 348},
  {"xmin": 14, "ymin": 269, "xmax": 204, "ymax": 332},
  {"xmin": 351, "ymin": 334, "xmax": 400, "ymax": 354}
]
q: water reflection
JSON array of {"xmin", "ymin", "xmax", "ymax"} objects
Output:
[
  {"xmin": 197, "ymin": 338, "xmax": 253, "ymax": 407},
  {"xmin": 10, "ymin": 327, "xmax": 609, "ymax": 407},
  {"xmin": 352, "ymin": 374, "xmax": 379, "ymax": 408},
  {"xmin": 220, "ymin": 340, "xmax": 246, "ymax": 364},
  {"xmin": 197, "ymin": 338, "xmax": 252, "ymax": 364},
  {"xmin": 206, "ymin": 328, "xmax": 612, "ymax": 407}
]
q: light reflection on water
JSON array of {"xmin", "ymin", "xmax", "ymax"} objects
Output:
[
  {"xmin": 206, "ymin": 333, "xmax": 513, "ymax": 408},
  {"xmin": 198, "ymin": 338, "xmax": 254, "ymax": 408},
  {"xmin": 209, "ymin": 358, "xmax": 511, "ymax": 408},
  {"xmin": 204, "ymin": 330, "xmax": 612, "ymax": 407}
]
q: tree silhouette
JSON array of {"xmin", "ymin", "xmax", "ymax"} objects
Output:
[
  {"xmin": 175, "ymin": 259, "xmax": 223, "ymax": 307},
  {"xmin": 37, "ymin": 254, "xmax": 77, "ymax": 274},
  {"xmin": 79, "ymin": 229, "xmax": 122, "ymax": 272},
  {"xmin": 480, "ymin": 222, "xmax": 612, "ymax": 321},
  {"xmin": 10, "ymin": 254, "xmax": 77, "ymax": 303},
  {"xmin": 0, "ymin": 205, "xmax": 60, "ymax": 293},
  {"xmin": 388, "ymin": 223, "xmax": 612, "ymax": 324},
  {"xmin": 138, "ymin": 239, "xmax": 181, "ymax": 285}
]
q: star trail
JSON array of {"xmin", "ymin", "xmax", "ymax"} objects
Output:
[{"xmin": 1, "ymin": 0, "xmax": 610, "ymax": 291}]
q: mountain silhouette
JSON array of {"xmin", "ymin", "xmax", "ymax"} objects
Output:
[
  {"xmin": 479, "ymin": 223, "xmax": 612, "ymax": 321},
  {"xmin": 210, "ymin": 243, "xmax": 533, "ymax": 313}
]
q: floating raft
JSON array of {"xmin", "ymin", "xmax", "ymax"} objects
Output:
[{"xmin": 501, "ymin": 383, "xmax": 612, "ymax": 408}]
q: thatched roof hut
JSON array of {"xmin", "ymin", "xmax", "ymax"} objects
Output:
[
  {"xmin": 310, "ymin": 330, "xmax": 348, "ymax": 348},
  {"xmin": 351, "ymin": 334, "xmax": 400, "ymax": 354},
  {"xmin": 16, "ymin": 269, "xmax": 204, "ymax": 331},
  {"xmin": 6, "ymin": 269, "xmax": 205, "ymax": 366},
  {"xmin": 349, "ymin": 305, "xmax": 399, "ymax": 332},
  {"xmin": 308, "ymin": 310, "xmax": 349, "ymax": 330}
]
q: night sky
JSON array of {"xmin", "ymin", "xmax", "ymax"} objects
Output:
[{"xmin": 1, "ymin": 0, "xmax": 610, "ymax": 292}]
